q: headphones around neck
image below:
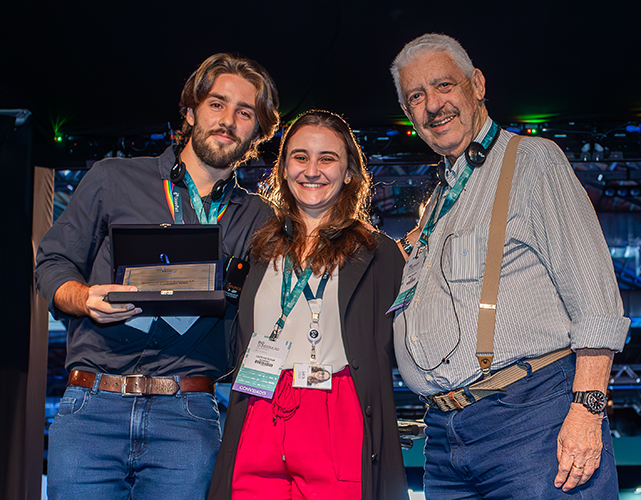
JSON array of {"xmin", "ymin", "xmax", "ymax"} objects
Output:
[
  {"xmin": 170, "ymin": 144, "xmax": 186, "ymax": 183},
  {"xmin": 465, "ymin": 126, "xmax": 501, "ymax": 168},
  {"xmin": 282, "ymin": 215, "xmax": 345, "ymax": 243},
  {"xmin": 284, "ymin": 216, "xmax": 294, "ymax": 241},
  {"xmin": 210, "ymin": 175, "xmax": 234, "ymax": 202},
  {"xmin": 170, "ymin": 144, "xmax": 234, "ymax": 201},
  {"xmin": 436, "ymin": 126, "xmax": 502, "ymax": 185}
]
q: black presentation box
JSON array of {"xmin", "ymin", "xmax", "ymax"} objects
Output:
[{"xmin": 105, "ymin": 224, "xmax": 226, "ymax": 317}]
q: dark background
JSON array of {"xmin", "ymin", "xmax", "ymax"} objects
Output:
[
  {"xmin": 2, "ymin": 2, "xmax": 641, "ymax": 496},
  {"xmin": 1, "ymin": 0, "xmax": 639, "ymax": 141}
]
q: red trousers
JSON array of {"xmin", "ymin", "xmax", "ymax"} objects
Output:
[{"xmin": 232, "ymin": 367, "xmax": 363, "ymax": 500}]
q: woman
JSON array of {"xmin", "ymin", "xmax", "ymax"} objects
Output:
[{"xmin": 209, "ymin": 110, "xmax": 407, "ymax": 500}]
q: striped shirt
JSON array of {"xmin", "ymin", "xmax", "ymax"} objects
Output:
[{"xmin": 394, "ymin": 118, "xmax": 630, "ymax": 396}]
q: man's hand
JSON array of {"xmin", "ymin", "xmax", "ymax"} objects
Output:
[
  {"xmin": 397, "ymin": 196, "xmax": 433, "ymax": 260},
  {"xmin": 54, "ymin": 281, "xmax": 142, "ymax": 324},
  {"xmin": 554, "ymin": 404, "xmax": 603, "ymax": 491},
  {"xmin": 554, "ymin": 347, "xmax": 614, "ymax": 492}
]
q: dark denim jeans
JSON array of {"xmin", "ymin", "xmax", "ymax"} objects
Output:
[
  {"xmin": 422, "ymin": 354, "xmax": 618, "ymax": 499},
  {"xmin": 47, "ymin": 375, "xmax": 221, "ymax": 500}
]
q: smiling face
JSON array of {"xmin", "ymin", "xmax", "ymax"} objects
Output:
[
  {"xmin": 399, "ymin": 50, "xmax": 488, "ymax": 162},
  {"xmin": 284, "ymin": 125, "xmax": 351, "ymax": 229},
  {"xmin": 186, "ymin": 73, "xmax": 259, "ymax": 169}
]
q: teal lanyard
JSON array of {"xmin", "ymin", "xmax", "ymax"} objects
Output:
[
  {"xmin": 269, "ymin": 256, "xmax": 329, "ymax": 340},
  {"xmin": 270, "ymin": 256, "xmax": 315, "ymax": 340},
  {"xmin": 184, "ymin": 171, "xmax": 230, "ymax": 225},
  {"xmin": 418, "ymin": 121, "xmax": 500, "ymax": 246}
]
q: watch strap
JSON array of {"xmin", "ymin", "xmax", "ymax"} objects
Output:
[
  {"xmin": 399, "ymin": 236, "xmax": 413, "ymax": 255},
  {"xmin": 572, "ymin": 390, "xmax": 606, "ymax": 414}
]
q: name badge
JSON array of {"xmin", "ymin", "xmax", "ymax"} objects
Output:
[
  {"xmin": 292, "ymin": 363, "xmax": 332, "ymax": 390},
  {"xmin": 387, "ymin": 246, "xmax": 427, "ymax": 314},
  {"xmin": 232, "ymin": 333, "xmax": 291, "ymax": 399}
]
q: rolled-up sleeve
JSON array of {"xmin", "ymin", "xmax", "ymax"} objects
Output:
[{"xmin": 528, "ymin": 140, "xmax": 630, "ymax": 351}]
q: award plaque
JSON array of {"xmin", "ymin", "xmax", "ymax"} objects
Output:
[
  {"xmin": 120, "ymin": 263, "xmax": 218, "ymax": 291},
  {"xmin": 105, "ymin": 224, "xmax": 226, "ymax": 317}
]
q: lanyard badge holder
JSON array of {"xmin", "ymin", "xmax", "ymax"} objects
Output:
[
  {"xmin": 233, "ymin": 257, "xmax": 331, "ymax": 398},
  {"xmin": 293, "ymin": 269, "xmax": 332, "ymax": 390}
]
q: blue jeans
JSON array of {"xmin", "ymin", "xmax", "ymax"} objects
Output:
[
  {"xmin": 47, "ymin": 375, "xmax": 221, "ymax": 500},
  {"xmin": 422, "ymin": 354, "xmax": 618, "ymax": 499}
]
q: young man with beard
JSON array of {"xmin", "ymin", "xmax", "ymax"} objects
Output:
[{"xmin": 36, "ymin": 53, "xmax": 279, "ymax": 500}]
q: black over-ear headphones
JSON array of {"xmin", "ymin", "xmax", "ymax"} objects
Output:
[
  {"xmin": 210, "ymin": 175, "xmax": 234, "ymax": 201},
  {"xmin": 171, "ymin": 144, "xmax": 234, "ymax": 200},
  {"xmin": 465, "ymin": 127, "xmax": 501, "ymax": 168},
  {"xmin": 436, "ymin": 160, "xmax": 447, "ymax": 185},
  {"xmin": 283, "ymin": 216, "xmax": 294, "ymax": 242},
  {"xmin": 282, "ymin": 215, "xmax": 345, "ymax": 242},
  {"xmin": 436, "ymin": 127, "xmax": 502, "ymax": 185},
  {"xmin": 171, "ymin": 144, "xmax": 186, "ymax": 183}
]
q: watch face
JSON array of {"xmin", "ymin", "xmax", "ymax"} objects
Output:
[{"xmin": 586, "ymin": 391, "xmax": 607, "ymax": 412}]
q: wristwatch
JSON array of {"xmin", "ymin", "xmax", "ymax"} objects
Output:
[
  {"xmin": 399, "ymin": 236, "xmax": 413, "ymax": 256},
  {"xmin": 572, "ymin": 390, "xmax": 607, "ymax": 414}
]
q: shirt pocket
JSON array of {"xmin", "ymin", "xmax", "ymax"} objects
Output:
[{"xmin": 443, "ymin": 226, "xmax": 488, "ymax": 283}]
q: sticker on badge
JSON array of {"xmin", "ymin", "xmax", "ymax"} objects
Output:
[
  {"xmin": 232, "ymin": 333, "xmax": 291, "ymax": 399},
  {"xmin": 293, "ymin": 363, "xmax": 332, "ymax": 390}
]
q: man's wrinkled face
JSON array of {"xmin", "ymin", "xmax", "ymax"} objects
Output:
[{"xmin": 399, "ymin": 50, "xmax": 487, "ymax": 161}]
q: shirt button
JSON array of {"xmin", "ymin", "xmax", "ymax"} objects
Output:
[
  {"xmin": 437, "ymin": 230, "xmax": 443, "ymax": 236},
  {"xmin": 411, "ymin": 335, "xmax": 417, "ymax": 342},
  {"xmin": 365, "ymin": 406, "xmax": 372, "ymax": 416},
  {"xmin": 414, "ymin": 297, "xmax": 420, "ymax": 302},
  {"xmin": 425, "ymin": 374, "xmax": 433, "ymax": 381},
  {"xmin": 426, "ymin": 263, "xmax": 431, "ymax": 269}
]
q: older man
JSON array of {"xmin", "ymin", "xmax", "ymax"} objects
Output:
[
  {"xmin": 36, "ymin": 53, "xmax": 279, "ymax": 500},
  {"xmin": 390, "ymin": 34, "xmax": 628, "ymax": 498}
]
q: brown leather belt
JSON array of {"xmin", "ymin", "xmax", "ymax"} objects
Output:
[
  {"xmin": 425, "ymin": 347, "xmax": 572, "ymax": 412},
  {"xmin": 68, "ymin": 370, "xmax": 214, "ymax": 396}
]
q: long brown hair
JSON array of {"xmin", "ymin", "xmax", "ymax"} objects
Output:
[
  {"xmin": 251, "ymin": 110, "xmax": 376, "ymax": 275},
  {"xmin": 176, "ymin": 53, "xmax": 280, "ymax": 164}
]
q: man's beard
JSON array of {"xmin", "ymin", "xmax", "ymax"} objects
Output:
[{"xmin": 191, "ymin": 122, "xmax": 254, "ymax": 169}]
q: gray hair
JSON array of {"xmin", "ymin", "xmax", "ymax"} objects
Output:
[{"xmin": 390, "ymin": 33, "xmax": 475, "ymax": 104}]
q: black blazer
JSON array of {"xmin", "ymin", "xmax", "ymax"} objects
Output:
[{"xmin": 208, "ymin": 233, "xmax": 408, "ymax": 499}]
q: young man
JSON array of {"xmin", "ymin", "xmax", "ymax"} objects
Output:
[{"xmin": 36, "ymin": 53, "xmax": 279, "ymax": 500}]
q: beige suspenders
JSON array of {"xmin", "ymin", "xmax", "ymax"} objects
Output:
[
  {"xmin": 428, "ymin": 135, "xmax": 572, "ymax": 412},
  {"xmin": 475, "ymin": 134, "xmax": 571, "ymax": 381},
  {"xmin": 476, "ymin": 135, "xmax": 523, "ymax": 376}
]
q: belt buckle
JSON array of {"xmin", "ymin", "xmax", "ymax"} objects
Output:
[{"xmin": 121, "ymin": 374, "xmax": 147, "ymax": 396}]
